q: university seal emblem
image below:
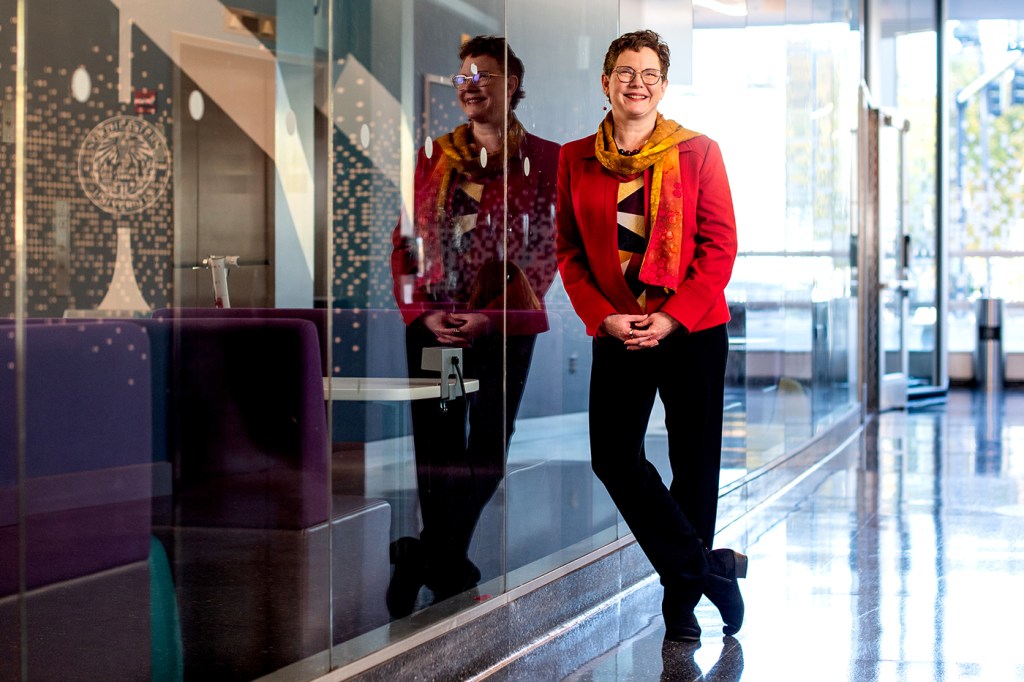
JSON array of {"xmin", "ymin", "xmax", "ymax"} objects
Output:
[{"xmin": 78, "ymin": 115, "xmax": 170, "ymax": 215}]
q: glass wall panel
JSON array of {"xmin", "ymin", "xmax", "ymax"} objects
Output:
[
  {"xmin": 4, "ymin": 1, "xmax": 333, "ymax": 679},
  {"xmin": 504, "ymin": 0, "xmax": 620, "ymax": 586},
  {"xmin": 947, "ymin": 14, "xmax": 1024, "ymax": 357},
  {"xmin": 678, "ymin": 11, "xmax": 860, "ymax": 477},
  {"xmin": 328, "ymin": 3, "xmax": 622, "ymax": 651}
]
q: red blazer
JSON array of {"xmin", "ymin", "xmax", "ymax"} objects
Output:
[
  {"xmin": 392, "ymin": 132, "xmax": 561, "ymax": 336},
  {"xmin": 555, "ymin": 133, "xmax": 737, "ymax": 336}
]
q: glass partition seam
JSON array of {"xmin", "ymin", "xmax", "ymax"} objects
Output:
[
  {"xmin": 935, "ymin": 0, "xmax": 949, "ymax": 390},
  {"xmin": 326, "ymin": 0, "xmax": 336, "ymax": 670},
  {"xmin": 14, "ymin": 0, "xmax": 28, "ymax": 677},
  {"xmin": 502, "ymin": 0, "xmax": 510, "ymax": 589}
]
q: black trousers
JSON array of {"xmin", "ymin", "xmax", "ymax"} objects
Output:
[
  {"xmin": 405, "ymin": 321, "xmax": 536, "ymax": 594},
  {"xmin": 589, "ymin": 323, "xmax": 729, "ymax": 588}
]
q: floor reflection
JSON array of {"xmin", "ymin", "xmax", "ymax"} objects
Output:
[
  {"xmin": 659, "ymin": 637, "xmax": 743, "ymax": 682},
  {"xmin": 540, "ymin": 389, "xmax": 1024, "ymax": 681}
]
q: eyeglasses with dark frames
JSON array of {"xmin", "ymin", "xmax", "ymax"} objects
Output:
[
  {"xmin": 450, "ymin": 71, "xmax": 504, "ymax": 89},
  {"xmin": 612, "ymin": 66, "xmax": 664, "ymax": 85}
]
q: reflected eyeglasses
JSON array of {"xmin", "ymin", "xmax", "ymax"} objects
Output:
[
  {"xmin": 450, "ymin": 71, "xmax": 504, "ymax": 89},
  {"xmin": 612, "ymin": 66, "xmax": 664, "ymax": 85}
]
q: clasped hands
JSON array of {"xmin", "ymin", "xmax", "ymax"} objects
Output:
[
  {"xmin": 422, "ymin": 310, "xmax": 490, "ymax": 347},
  {"xmin": 602, "ymin": 312, "xmax": 681, "ymax": 351}
]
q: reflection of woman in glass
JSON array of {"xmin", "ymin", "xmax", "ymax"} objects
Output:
[
  {"xmin": 389, "ymin": 35, "xmax": 560, "ymax": 617},
  {"xmin": 556, "ymin": 30, "xmax": 744, "ymax": 641}
]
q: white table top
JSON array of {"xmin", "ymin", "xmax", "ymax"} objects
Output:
[{"xmin": 324, "ymin": 377, "xmax": 480, "ymax": 401}]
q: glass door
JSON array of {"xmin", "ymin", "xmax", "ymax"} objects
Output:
[
  {"xmin": 877, "ymin": 110, "xmax": 912, "ymax": 411},
  {"xmin": 892, "ymin": 26, "xmax": 944, "ymax": 399},
  {"xmin": 877, "ymin": 4, "xmax": 945, "ymax": 401}
]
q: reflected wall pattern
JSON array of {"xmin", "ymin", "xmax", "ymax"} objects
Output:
[
  {"xmin": 0, "ymin": 4, "xmax": 175, "ymax": 317},
  {"xmin": 3, "ymin": 1, "xmax": 861, "ymax": 680}
]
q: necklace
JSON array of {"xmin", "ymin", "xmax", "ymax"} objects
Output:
[{"xmin": 614, "ymin": 131, "xmax": 652, "ymax": 157}]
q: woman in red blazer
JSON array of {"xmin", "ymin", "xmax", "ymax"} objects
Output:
[{"xmin": 556, "ymin": 29, "xmax": 746, "ymax": 642}]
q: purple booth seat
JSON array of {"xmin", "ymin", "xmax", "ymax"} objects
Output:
[
  {"xmin": 151, "ymin": 307, "xmax": 330, "ymax": 375},
  {"xmin": 0, "ymin": 322, "xmax": 153, "ymax": 681},
  {"xmin": 133, "ymin": 317, "xmax": 330, "ymax": 530},
  {"xmin": 150, "ymin": 305, "xmax": 410, "ymax": 379},
  {"xmin": 134, "ymin": 317, "xmax": 389, "ymax": 679},
  {"xmin": 0, "ymin": 317, "xmax": 177, "ymax": 497},
  {"xmin": 150, "ymin": 306, "xmax": 412, "ymax": 477}
]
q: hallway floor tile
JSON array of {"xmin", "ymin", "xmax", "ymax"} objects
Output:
[{"xmin": 502, "ymin": 389, "xmax": 1024, "ymax": 681}]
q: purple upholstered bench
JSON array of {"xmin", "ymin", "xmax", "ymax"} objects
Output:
[
  {"xmin": 151, "ymin": 307, "xmax": 330, "ymax": 375},
  {"xmin": 135, "ymin": 317, "xmax": 329, "ymax": 530},
  {"xmin": 0, "ymin": 322, "xmax": 153, "ymax": 680},
  {"xmin": 150, "ymin": 306, "xmax": 409, "ymax": 380},
  {"xmin": 133, "ymin": 316, "xmax": 389, "ymax": 678}
]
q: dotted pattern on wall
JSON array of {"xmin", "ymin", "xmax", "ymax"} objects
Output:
[
  {"xmin": 333, "ymin": 130, "xmax": 385, "ymax": 310},
  {"xmin": 1, "ymin": 16, "xmax": 19, "ymax": 311},
  {"xmin": 331, "ymin": 53, "xmax": 411, "ymax": 311},
  {"xmin": 1, "ymin": 24, "xmax": 174, "ymax": 318},
  {"xmin": 5, "ymin": 29, "xmax": 486, "ymax": 319},
  {"xmin": 331, "ymin": 60, "xmax": 468, "ymax": 311}
]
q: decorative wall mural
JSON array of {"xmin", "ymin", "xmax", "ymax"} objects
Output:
[
  {"xmin": 77, "ymin": 115, "xmax": 171, "ymax": 216},
  {"xmin": 0, "ymin": 6, "xmax": 176, "ymax": 318},
  {"xmin": 72, "ymin": 115, "xmax": 171, "ymax": 316}
]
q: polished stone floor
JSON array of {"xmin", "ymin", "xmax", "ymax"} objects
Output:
[{"xmin": 501, "ymin": 388, "xmax": 1024, "ymax": 681}]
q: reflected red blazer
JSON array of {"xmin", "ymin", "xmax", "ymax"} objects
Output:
[
  {"xmin": 391, "ymin": 132, "xmax": 561, "ymax": 336},
  {"xmin": 555, "ymin": 133, "xmax": 738, "ymax": 336}
]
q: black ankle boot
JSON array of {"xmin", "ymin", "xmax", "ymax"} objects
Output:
[
  {"xmin": 426, "ymin": 557, "xmax": 482, "ymax": 604},
  {"xmin": 663, "ymin": 582, "xmax": 702, "ymax": 642},
  {"xmin": 386, "ymin": 536, "xmax": 425, "ymax": 618},
  {"xmin": 703, "ymin": 548, "xmax": 747, "ymax": 636}
]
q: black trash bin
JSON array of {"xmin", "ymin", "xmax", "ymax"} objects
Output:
[{"xmin": 975, "ymin": 298, "xmax": 1004, "ymax": 391}]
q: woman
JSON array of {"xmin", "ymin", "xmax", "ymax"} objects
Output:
[
  {"xmin": 555, "ymin": 29, "xmax": 745, "ymax": 641},
  {"xmin": 388, "ymin": 35, "xmax": 560, "ymax": 617}
]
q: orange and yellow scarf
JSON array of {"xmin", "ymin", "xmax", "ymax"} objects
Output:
[
  {"xmin": 416, "ymin": 116, "xmax": 527, "ymax": 286},
  {"xmin": 595, "ymin": 113, "xmax": 701, "ymax": 292}
]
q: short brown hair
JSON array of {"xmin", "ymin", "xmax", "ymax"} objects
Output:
[
  {"xmin": 459, "ymin": 35, "xmax": 526, "ymax": 111},
  {"xmin": 602, "ymin": 30, "xmax": 670, "ymax": 78}
]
